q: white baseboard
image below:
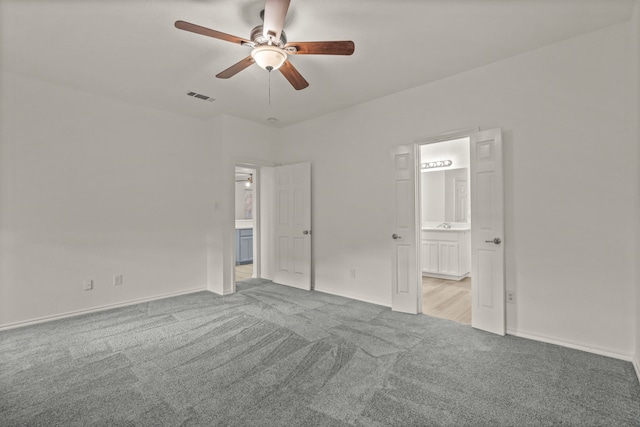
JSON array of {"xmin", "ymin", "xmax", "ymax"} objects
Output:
[
  {"xmin": 314, "ymin": 286, "xmax": 391, "ymax": 308},
  {"xmin": 633, "ymin": 355, "xmax": 640, "ymax": 384},
  {"xmin": 0, "ymin": 287, "xmax": 208, "ymax": 331},
  {"xmin": 506, "ymin": 329, "xmax": 634, "ymax": 362}
]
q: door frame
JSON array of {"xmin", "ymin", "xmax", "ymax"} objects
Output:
[
  {"xmin": 228, "ymin": 159, "xmax": 312, "ymax": 294},
  {"xmin": 413, "ymin": 127, "xmax": 501, "ymax": 324},
  {"xmin": 414, "ymin": 127, "xmax": 480, "ymax": 314},
  {"xmin": 233, "ymin": 163, "xmax": 260, "ymax": 291}
]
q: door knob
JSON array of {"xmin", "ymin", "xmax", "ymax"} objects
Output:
[
  {"xmin": 485, "ymin": 238, "xmax": 501, "ymax": 245},
  {"xmin": 392, "ymin": 233, "xmax": 401, "ymax": 240},
  {"xmin": 303, "ymin": 230, "xmax": 311, "ymax": 235}
]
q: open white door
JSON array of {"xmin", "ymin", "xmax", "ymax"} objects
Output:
[
  {"xmin": 470, "ymin": 128, "xmax": 505, "ymax": 335},
  {"xmin": 391, "ymin": 145, "xmax": 420, "ymax": 314},
  {"xmin": 273, "ymin": 162, "xmax": 312, "ymax": 290}
]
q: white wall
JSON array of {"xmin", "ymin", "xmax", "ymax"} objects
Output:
[
  {"xmin": 277, "ymin": 22, "xmax": 638, "ymax": 357},
  {"xmin": 1, "ymin": 11, "xmax": 638, "ymax": 365},
  {"xmin": 0, "ymin": 72, "xmax": 276, "ymax": 327},
  {"xmin": 204, "ymin": 115, "xmax": 278, "ymax": 296}
]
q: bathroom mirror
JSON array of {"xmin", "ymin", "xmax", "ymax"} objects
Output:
[
  {"xmin": 235, "ymin": 183, "xmax": 253, "ymax": 220},
  {"xmin": 421, "ymin": 167, "xmax": 469, "ymax": 223}
]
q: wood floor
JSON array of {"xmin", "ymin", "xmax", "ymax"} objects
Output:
[
  {"xmin": 422, "ymin": 276, "xmax": 471, "ymax": 325},
  {"xmin": 235, "ymin": 263, "xmax": 253, "ymax": 281}
]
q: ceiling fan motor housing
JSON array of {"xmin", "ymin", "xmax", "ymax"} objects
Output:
[{"xmin": 251, "ymin": 25, "xmax": 287, "ymax": 47}]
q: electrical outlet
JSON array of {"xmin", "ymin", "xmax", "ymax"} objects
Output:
[
  {"xmin": 114, "ymin": 274, "xmax": 123, "ymax": 286},
  {"xmin": 350, "ymin": 268, "xmax": 356, "ymax": 279},
  {"xmin": 83, "ymin": 280, "xmax": 93, "ymax": 291},
  {"xmin": 507, "ymin": 291, "xmax": 516, "ymax": 304}
]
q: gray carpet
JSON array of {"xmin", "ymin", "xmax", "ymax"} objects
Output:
[{"xmin": 1, "ymin": 280, "xmax": 639, "ymax": 426}]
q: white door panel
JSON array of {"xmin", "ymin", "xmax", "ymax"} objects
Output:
[
  {"xmin": 274, "ymin": 162, "xmax": 311, "ymax": 290},
  {"xmin": 471, "ymin": 128, "xmax": 505, "ymax": 335},
  {"xmin": 391, "ymin": 145, "xmax": 420, "ymax": 314}
]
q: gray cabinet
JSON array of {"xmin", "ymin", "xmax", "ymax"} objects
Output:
[{"xmin": 235, "ymin": 228, "xmax": 253, "ymax": 265}]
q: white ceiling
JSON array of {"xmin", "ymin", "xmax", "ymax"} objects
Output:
[{"xmin": 1, "ymin": 0, "xmax": 635, "ymax": 127}]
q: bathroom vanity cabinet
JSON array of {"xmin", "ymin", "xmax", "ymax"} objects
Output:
[
  {"xmin": 421, "ymin": 229, "xmax": 470, "ymax": 280},
  {"xmin": 235, "ymin": 228, "xmax": 253, "ymax": 265}
]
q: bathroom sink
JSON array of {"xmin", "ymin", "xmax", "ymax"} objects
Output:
[{"xmin": 422, "ymin": 223, "xmax": 471, "ymax": 231}]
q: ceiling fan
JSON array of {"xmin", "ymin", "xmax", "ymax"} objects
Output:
[{"xmin": 175, "ymin": 0, "xmax": 355, "ymax": 90}]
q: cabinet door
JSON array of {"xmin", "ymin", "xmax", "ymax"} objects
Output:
[
  {"xmin": 237, "ymin": 229, "xmax": 253, "ymax": 264},
  {"xmin": 459, "ymin": 232, "xmax": 471, "ymax": 275},
  {"xmin": 421, "ymin": 240, "xmax": 439, "ymax": 273},
  {"xmin": 438, "ymin": 242, "xmax": 459, "ymax": 276},
  {"xmin": 239, "ymin": 235, "xmax": 253, "ymax": 263}
]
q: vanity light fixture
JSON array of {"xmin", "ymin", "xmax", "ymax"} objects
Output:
[
  {"xmin": 245, "ymin": 174, "xmax": 253, "ymax": 187},
  {"xmin": 421, "ymin": 160, "xmax": 453, "ymax": 169}
]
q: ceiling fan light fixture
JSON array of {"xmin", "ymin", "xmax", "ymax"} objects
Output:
[{"xmin": 251, "ymin": 45, "xmax": 287, "ymax": 71}]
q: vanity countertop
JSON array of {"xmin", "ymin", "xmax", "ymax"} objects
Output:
[
  {"xmin": 422, "ymin": 227, "xmax": 470, "ymax": 232},
  {"xmin": 235, "ymin": 219, "xmax": 253, "ymax": 230},
  {"xmin": 422, "ymin": 223, "xmax": 471, "ymax": 232}
]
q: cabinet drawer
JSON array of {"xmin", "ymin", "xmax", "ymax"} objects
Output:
[
  {"xmin": 238, "ymin": 228, "xmax": 253, "ymax": 237},
  {"xmin": 422, "ymin": 230, "xmax": 459, "ymax": 242}
]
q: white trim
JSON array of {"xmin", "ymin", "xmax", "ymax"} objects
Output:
[
  {"xmin": 208, "ymin": 287, "xmax": 234, "ymax": 296},
  {"xmin": 275, "ymin": 281, "xmax": 311, "ymax": 292},
  {"xmin": 507, "ymin": 329, "xmax": 634, "ymax": 362},
  {"xmin": 633, "ymin": 355, "xmax": 640, "ymax": 384},
  {"xmin": 315, "ymin": 286, "xmax": 391, "ymax": 308},
  {"xmin": 233, "ymin": 164, "xmax": 260, "ymax": 293},
  {"xmin": 234, "ymin": 157, "xmax": 276, "ymax": 168},
  {"xmin": 414, "ymin": 127, "xmax": 480, "ymax": 145},
  {"xmin": 0, "ymin": 287, "xmax": 209, "ymax": 331}
]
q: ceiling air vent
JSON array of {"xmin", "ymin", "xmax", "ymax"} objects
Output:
[{"xmin": 186, "ymin": 91, "xmax": 215, "ymax": 102}]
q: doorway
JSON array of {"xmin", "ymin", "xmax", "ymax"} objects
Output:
[
  {"xmin": 419, "ymin": 137, "xmax": 472, "ymax": 325},
  {"xmin": 391, "ymin": 128, "xmax": 505, "ymax": 335},
  {"xmin": 228, "ymin": 162, "xmax": 313, "ymax": 293},
  {"xmin": 234, "ymin": 166, "xmax": 257, "ymax": 283}
]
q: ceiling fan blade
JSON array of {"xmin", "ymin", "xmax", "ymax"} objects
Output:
[
  {"xmin": 216, "ymin": 56, "xmax": 255, "ymax": 79},
  {"xmin": 262, "ymin": 0, "xmax": 290, "ymax": 42},
  {"xmin": 285, "ymin": 41, "xmax": 355, "ymax": 55},
  {"xmin": 279, "ymin": 60, "xmax": 309, "ymax": 90},
  {"xmin": 175, "ymin": 20, "xmax": 251, "ymax": 46}
]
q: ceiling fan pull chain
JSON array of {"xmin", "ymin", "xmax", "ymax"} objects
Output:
[{"xmin": 268, "ymin": 70, "xmax": 271, "ymax": 106}]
